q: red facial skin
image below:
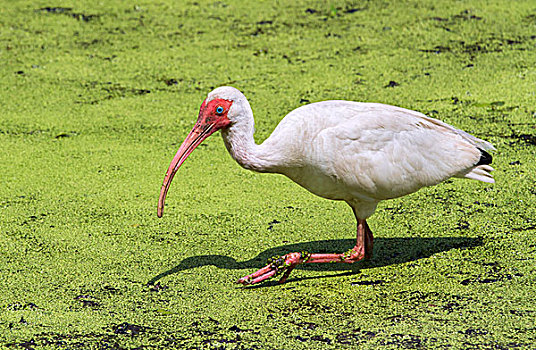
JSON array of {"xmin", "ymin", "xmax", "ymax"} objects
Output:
[{"xmin": 157, "ymin": 98, "xmax": 233, "ymax": 217}]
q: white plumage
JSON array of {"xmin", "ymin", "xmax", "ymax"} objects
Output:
[
  {"xmin": 158, "ymin": 86, "xmax": 495, "ymax": 285},
  {"xmin": 216, "ymin": 88, "xmax": 494, "ymax": 218}
]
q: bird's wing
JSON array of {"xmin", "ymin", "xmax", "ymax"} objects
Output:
[{"xmin": 308, "ymin": 102, "xmax": 490, "ymax": 201}]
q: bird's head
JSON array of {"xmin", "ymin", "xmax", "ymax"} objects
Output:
[{"xmin": 157, "ymin": 86, "xmax": 248, "ymax": 217}]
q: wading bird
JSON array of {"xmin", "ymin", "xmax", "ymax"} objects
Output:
[{"xmin": 157, "ymin": 86, "xmax": 494, "ymax": 285}]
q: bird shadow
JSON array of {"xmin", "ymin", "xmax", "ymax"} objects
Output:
[{"xmin": 148, "ymin": 237, "xmax": 482, "ymax": 286}]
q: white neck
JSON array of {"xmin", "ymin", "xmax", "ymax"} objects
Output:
[
  {"xmin": 220, "ymin": 118, "xmax": 276, "ymax": 173},
  {"xmin": 206, "ymin": 87, "xmax": 283, "ymax": 173}
]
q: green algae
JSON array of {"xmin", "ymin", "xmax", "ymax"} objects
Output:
[{"xmin": 1, "ymin": 0, "xmax": 536, "ymax": 348}]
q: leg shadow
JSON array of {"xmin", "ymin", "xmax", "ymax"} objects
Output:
[{"xmin": 148, "ymin": 236, "xmax": 482, "ymax": 285}]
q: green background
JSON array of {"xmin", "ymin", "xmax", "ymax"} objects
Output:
[{"xmin": 1, "ymin": 0, "xmax": 535, "ymax": 348}]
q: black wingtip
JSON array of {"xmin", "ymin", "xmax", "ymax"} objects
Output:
[{"xmin": 476, "ymin": 148, "xmax": 493, "ymax": 166}]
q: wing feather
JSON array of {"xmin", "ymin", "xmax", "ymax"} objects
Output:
[{"xmin": 276, "ymin": 101, "xmax": 493, "ymax": 201}]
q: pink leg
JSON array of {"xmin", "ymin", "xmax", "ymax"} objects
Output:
[{"xmin": 237, "ymin": 218, "xmax": 373, "ymax": 285}]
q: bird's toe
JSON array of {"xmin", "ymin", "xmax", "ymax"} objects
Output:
[{"xmin": 237, "ymin": 252, "xmax": 305, "ymax": 286}]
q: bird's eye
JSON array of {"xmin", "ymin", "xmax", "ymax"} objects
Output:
[{"xmin": 215, "ymin": 106, "xmax": 224, "ymax": 115}]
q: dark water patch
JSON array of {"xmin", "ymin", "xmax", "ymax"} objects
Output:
[
  {"xmin": 420, "ymin": 45, "xmax": 451, "ymax": 54},
  {"xmin": 184, "ymin": 318, "xmax": 260, "ymax": 346},
  {"xmin": 190, "ymin": 317, "xmax": 221, "ymax": 336},
  {"xmin": 309, "ymin": 335, "xmax": 332, "ymax": 344},
  {"xmin": 473, "ymin": 202, "xmax": 496, "ymax": 210},
  {"xmin": 8, "ymin": 333, "xmax": 101, "ymax": 349},
  {"xmin": 163, "ymin": 78, "xmax": 179, "ymax": 86},
  {"xmin": 74, "ymin": 295, "xmax": 100, "ymax": 308},
  {"xmin": 146, "ymin": 281, "xmax": 168, "ymax": 292},
  {"xmin": 98, "ymin": 54, "xmax": 117, "ymax": 61},
  {"xmin": 101, "ymin": 83, "xmax": 150, "ymax": 97},
  {"xmin": 460, "ymin": 37, "xmax": 524, "ymax": 54},
  {"xmin": 252, "ymin": 47, "xmax": 269, "ymax": 56},
  {"xmin": 37, "ymin": 7, "xmax": 72, "ymax": 14},
  {"xmin": 460, "ymin": 328, "xmax": 489, "ymax": 336},
  {"xmin": 281, "ymin": 297, "xmax": 335, "ymax": 316},
  {"xmin": 456, "ymin": 219, "xmax": 470, "ymax": 230},
  {"xmin": 336, "ymin": 329, "xmax": 376, "ymax": 345},
  {"xmin": 246, "ymin": 21, "xmax": 280, "ymax": 36},
  {"xmin": 385, "ymin": 314, "xmax": 413, "ymax": 323},
  {"xmin": 304, "ymin": 6, "xmax": 366, "ymax": 19},
  {"xmin": 36, "ymin": 7, "xmax": 100, "ymax": 22},
  {"xmin": 476, "ymin": 342, "xmax": 528, "ymax": 349},
  {"xmin": 20, "ymin": 213, "xmax": 48, "ymax": 227},
  {"xmin": 393, "ymin": 291, "xmax": 474, "ymax": 314},
  {"xmin": 267, "ymin": 219, "xmax": 281, "ymax": 230},
  {"xmin": 472, "ymin": 101, "xmax": 505, "ymax": 108},
  {"xmin": 442, "ymin": 302, "xmax": 461, "ymax": 313},
  {"xmin": 512, "ymin": 225, "xmax": 535, "ymax": 232},
  {"xmin": 452, "ymin": 10, "xmax": 482, "ymax": 21},
  {"xmin": 345, "ymin": 8, "xmax": 366, "ymax": 14},
  {"xmin": 250, "ymin": 27, "xmax": 266, "ymax": 36},
  {"xmin": 353, "ymin": 45, "xmax": 367, "ymax": 54},
  {"xmin": 10, "ymin": 339, "xmax": 36, "ymax": 350},
  {"xmin": 6, "ymin": 303, "xmax": 40, "ymax": 311},
  {"xmin": 7, "ymin": 323, "xmax": 151, "ymax": 349},
  {"xmin": 112, "ymin": 322, "xmax": 146, "ymax": 336},
  {"xmin": 79, "ymin": 39, "xmax": 108, "ymax": 48},
  {"xmin": 451, "ymin": 96, "xmax": 461, "ymax": 104},
  {"xmin": 515, "ymin": 133, "xmax": 536, "ymax": 146},
  {"xmin": 477, "ymin": 121, "xmax": 536, "ymax": 146},
  {"xmin": 380, "ymin": 333, "xmax": 427, "ymax": 348},
  {"xmin": 421, "ymin": 35, "xmax": 532, "ymax": 59},
  {"xmin": 0, "ymin": 128, "xmax": 51, "ymax": 137},
  {"xmin": 430, "ymin": 10, "xmax": 482, "ymax": 23},
  {"xmin": 201, "ymin": 338, "xmax": 241, "ymax": 346},
  {"xmin": 293, "ymin": 321, "xmax": 317, "ymax": 330},
  {"xmin": 54, "ymin": 132, "xmax": 75, "ymax": 139},
  {"xmin": 102, "ymin": 285, "xmax": 121, "ymax": 294},
  {"xmin": 508, "ymin": 132, "xmax": 536, "ymax": 147},
  {"xmin": 79, "ymin": 81, "xmax": 151, "ymax": 104},
  {"xmin": 402, "ymin": 290, "xmax": 442, "ymax": 302},
  {"xmin": 480, "ymin": 261, "xmax": 501, "ymax": 271},
  {"xmin": 351, "ymin": 279, "xmax": 385, "ymax": 286},
  {"xmin": 228, "ymin": 325, "xmax": 246, "ymax": 332},
  {"xmin": 460, "ymin": 272, "xmax": 523, "ymax": 285},
  {"xmin": 280, "ymin": 53, "xmax": 306, "ymax": 64},
  {"xmin": 525, "ymin": 14, "xmax": 536, "ymax": 23},
  {"xmin": 510, "ymin": 309, "xmax": 536, "ymax": 316},
  {"xmin": 295, "ymin": 335, "xmax": 332, "ymax": 344}
]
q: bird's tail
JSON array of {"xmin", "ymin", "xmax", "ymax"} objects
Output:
[
  {"xmin": 458, "ymin": 164, "xmax": 495, "ymax": 183},
  {"xmin": 455, "ymin": 148, "xmax": 495, "ymax": 183}
]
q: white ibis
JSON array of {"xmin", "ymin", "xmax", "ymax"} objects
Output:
[{"xmin": 157, "ymin": 86, "xmax": 494, "ymax": 285}]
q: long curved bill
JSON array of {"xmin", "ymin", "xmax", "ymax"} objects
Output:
[{"xmin": 157, "ymin": 123, "xmax": 216, "ymax": 217}]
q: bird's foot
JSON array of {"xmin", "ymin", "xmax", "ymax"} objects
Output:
[{"xmin": 236, "ymin": 252, "xmax": 308, "ymax": 285}]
